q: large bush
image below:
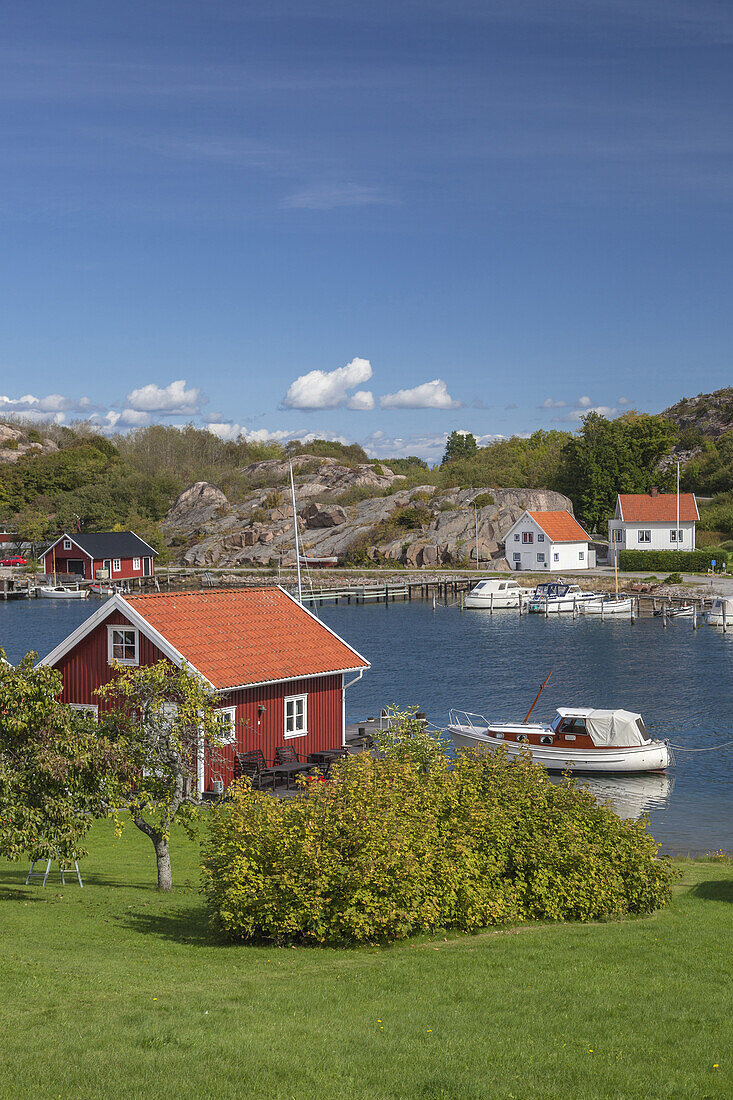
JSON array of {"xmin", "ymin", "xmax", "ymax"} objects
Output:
[
  {"xmin": 202, "ymin": 751, "xmax": 673, "ymax": 945},
  {"xmin": 619, "ymin": 548, "xmax": 719, "ymax": 571}
]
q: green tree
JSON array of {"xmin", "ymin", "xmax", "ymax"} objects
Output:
[
  {"xmin": 14, "ymin": 508, "xmax": 52, "ymax": 559},
  {"xmin": 558, "ymin": 411, "xmax": 677, "ymax": 531},
  {"xmin": 0, "ymin": 653, "xmax": 125, "ymax": 863},
  {"xmin": 442, "ymin": 431, "xmax": 478, "ymax": 466},
  {"xmin": 97, "ymin": 661, "xmax": 224, "ymax": 890}
]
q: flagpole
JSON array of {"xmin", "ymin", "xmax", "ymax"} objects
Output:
[{"xmin": 676, "ymin": 460, "xmax": 680, "ymax": 549}]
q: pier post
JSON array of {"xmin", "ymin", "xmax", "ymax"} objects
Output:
[
  {"xmin": 723, "ymin": 602, "xmax": 727, "ymax": 634},
  {"xmin": 490, "ymin": 591, "xmax": 494, "ymax": 614}
]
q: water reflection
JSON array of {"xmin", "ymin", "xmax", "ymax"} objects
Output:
[{"xmin": 561, "ymin": 772, "xmax": 674, "ymax": 822}]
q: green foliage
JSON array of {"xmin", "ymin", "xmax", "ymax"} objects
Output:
[
  {"xmin": 391, "ymin": 504, "xmax": 432, "ymax": 529},
  {"xmin": 285, "ymin": 438, "xmax": 369, "ymax": 464},
  {"xmin": 380, "ymin": 455, "xmax": 429, "ymax": 474},
  {"xmin": 0, "ymin": 652, "xmax": 127, "ymax": 862},
  {"xmin": 202, "ymin": 748, "xmax": 673, "ymax": 945},
  {"xmin": 663, "ymin": 572, "xmax": 684, "ymax": 585},
  {"xmin": 619, "ymin": 549, "xmax": 718, "ymax": 572},
  {"xmin": 472, "ymin": 491, "xmax": 494, "ymax": 507},
  {"xmin": 681, "ymin": 430, "xmax": 733, "ymax": 495},
  {"xmin": 372, "ymin": 706, "xmax": 452, "ymax": 771},
  {"xmin": 442, "ymin": 430, "xmax": 478, "ymax": 466},
  {"xmin": 438, "ymin": 429, "xmax": 570, "ymax": 491},
  {"xmin": 698, "ymin": 492, "xmax": 733, "ymax": 536},
  {"xmin": 558, "ymin": 411, "xmax": 678, "ymax": 531}
]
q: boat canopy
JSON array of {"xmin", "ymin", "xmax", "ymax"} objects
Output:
[{"xmin": 585, "ymin": 709, "xmax": 647, "ymax": 747}]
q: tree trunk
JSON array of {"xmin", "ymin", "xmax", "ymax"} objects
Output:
[
  {"xmin": 154, "ymin": 838, "xmax": 173, "ymax": 891},
  {"xmin": 133, "ymin": 815, "xmax": 173, "ymax": 891}
]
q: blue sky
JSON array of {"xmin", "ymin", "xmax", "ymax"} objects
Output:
[{"xmin": 1, "ymin": 1, "xmax": 731, "ymax": 461}]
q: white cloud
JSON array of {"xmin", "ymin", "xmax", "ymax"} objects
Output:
[
  {"xmin": 283, "ymin": 184, "xmax": 394, "ymax": 211},
  {"xmin": 618, "ymin": 396, "xmax": 629, "ymax": 406},
  {"xmin": 282, "ymin": 357, "xmax": 373, "ymax": 410},
  {"xmin": 379, "ymin": 379, "xmax": 462, "ymax": 410},
  {"xmin": 125, "ymin": 379, "xmax": 202, "ymax": 414},
  {"xmin": 577, "ymin": 395, "xmax": 592, "ymax": 408},
  {"xmin": 119, "ymin": 408, "xmax": 152, "ymax": 426},
  {"xmin": 542, "ymin": 398, "xmax": 567, "ymax": 409},
  {"xmin": 346, "ymin": 389, "xmax": 375, "ymax": 411},
  {"xmin": 560, "ymin": 405, "xmax": 617, "ymax": 422}
]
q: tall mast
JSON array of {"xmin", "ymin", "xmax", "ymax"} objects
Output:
[
  {"xmin": 676, "ymin": 460, "xmax": 680, "ymax": 549},
  {"xmin": 289, "ymin": 462, "xmax": 303, "ymax": 604}
]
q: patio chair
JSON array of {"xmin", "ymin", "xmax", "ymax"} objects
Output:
[
  {"xmin": 234, "ymin": 750, "xmax": 276, "ymax": 791},
  {"xmin": 273, "ymin": 744, "xmax": 304, "ymax": 765}
]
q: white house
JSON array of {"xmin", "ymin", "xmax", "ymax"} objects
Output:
[
  {"xmin": 607, "ymin": 491, "xmax": 699, "ymax": 564},
  {"xmin": 503, "ymin": 510, "xmax": 592, "ymax": 572}
]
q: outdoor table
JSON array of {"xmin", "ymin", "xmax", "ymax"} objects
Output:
[
  {"xmin": 307, "ymin": 749, "xmax": 349, "ymax": 766},
  {"xmin": 270, "ymin": 762, "xmax": 316, "ymax": 791}
]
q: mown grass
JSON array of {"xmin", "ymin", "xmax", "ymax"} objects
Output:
[{"xmin": 0, "ymin": 820, "xmax": 731, "ymax": 1099}]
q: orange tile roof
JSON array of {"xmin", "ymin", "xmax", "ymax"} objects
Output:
[
  {"xmin": 618, "ymin": 493, "xmax": 698, "ymax": 522},
  {"xmin": 527, "ymin": 511, "xmax": 590, "ymax": 542},
  {"xmin": 122, "ymin": 587, "xmax": 369, "ymax": 689}
]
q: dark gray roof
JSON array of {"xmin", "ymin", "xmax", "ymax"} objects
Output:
[{"xmin": 53, "ymin": 532, "xmax": 157, "ymax": 559}]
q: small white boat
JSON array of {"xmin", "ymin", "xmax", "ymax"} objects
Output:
[
  {"xmin": 653, "ymin": 604, "xmax": 695, "ymax": 619},
  {"xmin": 90, "ymin": 583, "xmax": 115, "ymax": 596},
  {"xmin": 464, "ymin": 577, "xmax": 526, "ymax": 609},
  {"xmin": 448, "ymin": 707, "xmax": 673, "ymax": 773},
  {"xmin": 704, "ymin": 596, "xmax": 733, "ymax": 626},
  {"xmin": 39, "ymin": 584, "xmax": 89, "ymax": 599},
  {"xmin": 526, "ymin": 582, "xmax": 599, "ymax": 614},
  {"xmin": 579, "ymin": 596, "xmax": 634, "ymax": 616}
]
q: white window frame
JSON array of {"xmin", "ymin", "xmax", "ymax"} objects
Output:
[
  {"xmin": 133, "ymin": 557, "xmax": 141, "ymax": 570},
  {"xmin": 112, "ymin": 558, "xmax": 121, "ymax": 572},
  {"xmin": 638, "ymin": 530, "xmax": 651, "ymax": 543},
  {"xmin": 63, "ymin": 539, "xmax": 72, "ymax": 550},
  {"xmin": 522, "ymin": 531, "xmax": 534, "ymax": 544},
  {"xmin": 69, "ymin": 702, "xmax": 98, "ymax": 721},
  {"xmin": 513, "ymin": 533, "xmax": 520, "ymax": 541},
  {"xmin": 537, "ymin": 533, "xmax": 544, "ymax": 542},
  {"xmin": 107, "ymin": 625, "xmax": 139, "ymax": 666},
  {"xmin": 553, "ymin": 552, "xmax": 559, "ymax": 562},
  {"xmin": 578, "ymin": 551, "xmax": 585, "ymax": 560},
  {"xmin": 670, "ymin": 529, "xmax": 684, "ymax": 543},
  {"xmin": 215, "ymin": 706, "xmax": 237, "ymax": 746},
  {"xmin": 512, "ymin": 552, "xmax": 521, "ymax": 562},
  {"xmin": 536, "ymin": 552, "xmax": 545, "ymax": 563},
  {"xmin": 284, "ymin": 693, "xmax": 307, "ymax": 738}
]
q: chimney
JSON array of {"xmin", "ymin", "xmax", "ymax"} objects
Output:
[{"xmin": 650, "ymin": 486, "xmax": 658, "ymax": 497}]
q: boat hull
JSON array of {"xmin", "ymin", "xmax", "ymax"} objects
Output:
[
  {"xmin": 39, "ymin": 587, "xmax": 89, "ymax": 599},
  {"xmin": 527, "ymin": 595, "xmax": 597, "ymax": 614},
  {"xmin": 464, "ymin": 594, "xmax": 522, "ymax": 609},
  {"xmin": 448, "ymin": 725, "xmax": 671, "ymax": 773},
  {"xmin": 579, "ymin": 598, "xmax": 634, "ymax": 616}
]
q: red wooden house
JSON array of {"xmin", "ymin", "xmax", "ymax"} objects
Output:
[
  {"xmin": 41, "ymin": 532, "xmax": 157, "ymax": 582},
  {"xmin": 38, "ymin": 587, "xmax": 370, "ymax": 793}
]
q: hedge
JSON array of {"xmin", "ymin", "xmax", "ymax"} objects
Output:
[
  {"xmin": 202, "ymin": 751, "xmax": 674, "ymax": 945},
  {"xmin": 618, "ymin": 548, "xmax": 719, "ymax": 572}
]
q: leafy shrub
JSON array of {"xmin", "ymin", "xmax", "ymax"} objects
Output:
[
  {"xmin": 663, "ymin": 572, "xmax": 683, "ymax": 585},
  {"xmin": 263, "ymin": 489, "xmax": 284, "ymax": 509},
  {"xmin": 472, "ymin": 492, "xmax": 495, "ymax": 508},
  {"xmin": 248, "ymin": 507, "xmax": 268, "ymax": 525},
  {"xmin": 619, "ymin": 549, "xmax": 718, "ymax": 572},
  {"xmin": 202, "ymin": 749, "xmax": 673, "ymax": 945},
  {"xmin": 372, "ymin": 706, "xmax": 452, "ymax": 771},
  {"xmin": 392, "ymin": 504, "xmax": 432, "ymax": 529}
]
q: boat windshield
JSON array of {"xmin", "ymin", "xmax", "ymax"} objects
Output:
[{"xmin": 534, "ymin": 583, "xmax": 569, "ymax": 598}]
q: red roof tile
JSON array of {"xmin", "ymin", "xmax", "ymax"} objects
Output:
[
  {"xmin": 527, "ymin": 511, "xmax": 590, "ymax": 542},
  {"xmin": 618, "ymin": 493, "xmax": 698, "ymax": 522},
  {"xmin": 122, "ymin": 587, "xmax": 368, "ymax": 689}
]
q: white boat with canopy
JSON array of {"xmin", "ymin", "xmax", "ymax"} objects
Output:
[
  {"xmin": 39, "ymin": 583, "xmax": 89, "ymax": 599},
  {"xmin": 464, "ymin": 577, "xmax": 525, "ymax": 609},
  {"xmin": 704, "ymin": 596, "xmax": 733, "ymax": 626},
  {"xmin": 526, "ymin": 582, "xmax": 599, "ymax": 613},
  {"xmin": 448, "ymin": 706, "xmax": 672, "ymax": 773}
]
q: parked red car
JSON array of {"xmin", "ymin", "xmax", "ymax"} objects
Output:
[{"xmin": 0, "ymin": 556, "xmax": 28, "ymax": 566}]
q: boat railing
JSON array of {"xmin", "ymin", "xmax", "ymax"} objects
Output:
[{"xmin": 448, "ymin": 709, "xmax": 490, "ymax": 729}]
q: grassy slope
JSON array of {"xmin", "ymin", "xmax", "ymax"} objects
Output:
[{"xmin": 0, "ymin": 821, "xmax": 730, "ymax": 1100}]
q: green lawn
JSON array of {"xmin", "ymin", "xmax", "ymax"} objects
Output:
[{"xmin": 0, "ymin": 821, "xmax": 730, "ymax": 1100}]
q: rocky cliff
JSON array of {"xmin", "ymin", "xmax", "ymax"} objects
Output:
[{"xmin": 164, "ymin": 456, "xmax": 573, "ymax": 569}]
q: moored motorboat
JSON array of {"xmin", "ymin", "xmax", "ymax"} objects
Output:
[
  {"xmin": 448, "ymin": 706, "xmax": 673, "ymax": 773},
  {"xmin": 464, "ymin": 577, "xmax": 526, "ymax": 609},
  {"xmin": 579, "ymin": 596, "xmax": 634, "ymax": 616},
  {"xmin": 653, "ymin": 604, "xmax": 695, "ymax": 618},
  {"xmin": 526, "ymin": 582, "xmax": 599, "ymax": 613},
  {"xmin": 703, "ymin": 596, "xmax": 733, "ymax": 626},
  {"xmin": 39, "ymin": 584, "xmax": 89, "ymax": 599}
]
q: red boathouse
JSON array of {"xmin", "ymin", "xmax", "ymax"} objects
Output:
[
  {"xmin": 38, "ymin": 587, "xmax": 370, "ymax": 793},
  {"xmin": 41, "ymin": 532, "xmax": 157, "ymax": 582}
]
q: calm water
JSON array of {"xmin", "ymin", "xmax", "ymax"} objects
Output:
[{"xmin": 2, "ymin": 596, "xmax": 732, "ymax": 853}]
